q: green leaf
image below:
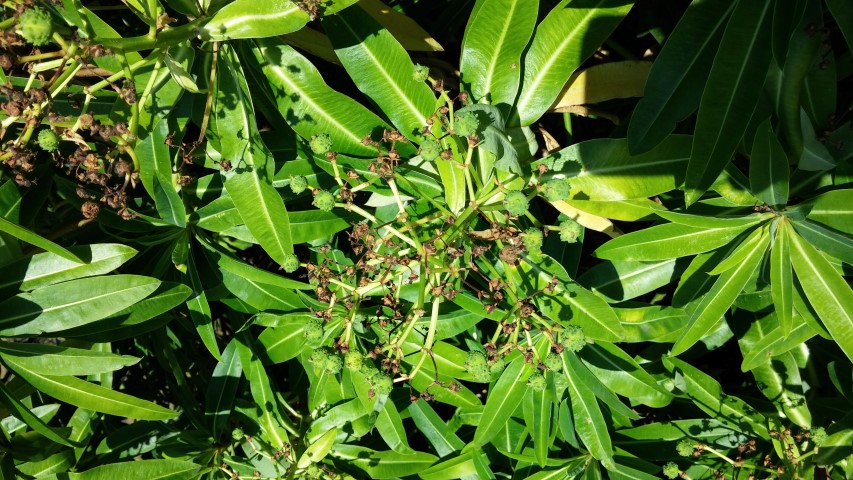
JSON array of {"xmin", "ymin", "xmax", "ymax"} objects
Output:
[
  {"xmin": 0, "ymin": 244, "xmax": 136, "ymax": 294},
  {"xmin": 579, "ymin": 343, "xmax": 673, "ymax": 408},
  {"xmin": 671, "ymin": 227, "xmax": 769, "ymax": 355},
  {"xmin": 520, "ymin": 253, "xmax": 624, "ymax": 342},
  {"xmin": 522, "ymin": 381, "xmax": 554, "ymax": 467},
  {"xmin": 579, "ymin": 259, "xmax": 686, "ymax": 303},
  {"xmin": 460, "ymin": 0, "xmax": 537, "ymax": 111},
  {"xmin": 0, "ymin": 385, "xmax": 75, "ymax": 447},
  {"xmin": 136, "ymin": 121, "xmax": 186, "ymax": 227},
  {"xmin": 827, "ymin": 0, "xmax": 853, "ymax": 53},
  {"xmin": 749, "ymin": 352, "xmax": 811, "ymax": 428},
  {"xmin": 561, "ymin": 351, "xmax": 614, "ymax": 464},
  {"xmin": 249, "ymin": 38, "xmax": 390, "ymax": 156},
  {"xmin": 406, "ymin": 400, "xmax": 464, "ymax": 458},
  {"xmin": 749, "ymin": 118, "xmax": 789, "ymax": 206},
  {"xmin": 515, "ymin": 0, "xmax": 634, "ymax": 126},
  {"xmin": 0, "ymin": 217, "xmax": 82, "ymax": 263},
  {"xmin": 805, "ymin": 189, "xmax": 853, "ymax": 234},
  {"xmin": 374, "ymin": 400, "xmax": 413, "ymax": 453},
  {"xmin": 0, "ymin": 343, "xmax": 138, "ymax": 376},
  {"xmin": 473, "ymin": 357, "xmax": 533, "ymax": 447},
  {"xmin": 235, "ymin": 334, "xmax": 291, "ymax": 449},
  {"xmin": 213, "ymin": 46, "xmax": 293, "ymax": 265},
  {"xmin": 258, "ymin": 323, "xmax": 306, "ymax": 364},
  {"xmin": 202, "ymin": 0, "xmax": 309, "ymax": 40},
  {"xmin": 594, "ymin": 223, "xmax": 752, "ymax": 262},
  {"xmin": 684, "ymin": 0, "xmax": 774, "ymax": 204},
  {"xmin": 614, "ymin": 419, "xmax": 748, "ymax": 461},
  {"xmin": 617, "ymin": 306, "xmax": 688, "ymax": 343},
  {"xmin": 787, "ymin": 226, "xmax": 853, "ymax": 362},
  {"xmin": 3, "ymin": 357, "xmax": 177, "ymax": 420},
  {"xmin": 664, "ymin": 356, "xmax": 768, "ymax": 437},
  {"xmin": 771, "ymin": 219, "xmax": 794, "ymax": 335},
  {"xmin": 331, "ymin": 445, "xmax": 436, "ymax": 479},
  {"xmin": 184, "ymin": 247, "xmax": 219, "ymax": 359},
  {"xmin": 536, "ymin": 135, "xmax": 692, "ymax": 201},
  {"xmin": 197, "ymin": 234, "xmax": 309, "ymax": 290},
  {"xmin": 418, "ymin": 451, "xmax": 478, "ymax": 480},
  {"xmin": 791, "ymin": 218, "xmax": 853, "ymax": 265},
  {"xmin": 627, "ymin": 0, "xmax": 734, "ymax": 153},
  {"xmin": 324, "ymin": 5, "xmax": 437, "ymax": 140},
  {"xmin": 740, "ymin": 318, "xmax": 815, "ymax": 371},
  {"xmin": 204, "ymin": 339, "xmax": 242, "ymax": 440},
  {"xmin": 297, "ymin": 428, "xmax": 337, "ymax": 469},
  {"xmin": 0, "ymin": 275, "xmax": 160, "ymax": 336},
  {"xmin": 39, "ymin": 460, "xmax": 200, "ymax": 480}
]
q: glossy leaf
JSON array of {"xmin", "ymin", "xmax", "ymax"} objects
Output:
[
  {"xmin": 771, "ymin": 218, "xmax": 794, "ymax": 335},
  {"xmin": 628, "ymin": 0, "xmax": 734, "ymax": 153},
  {"xmin": 136, "ymin": 120, "xmax": 186, "ymax": 227},
  {"xmin": 234, "ymin": 334, "xmax": 290, "ymax": 449},
  {"xmin": 791, "ymin": 218, "xmax": 853, "ymax": 265},
  {"xmin": 0, "ymin": 385, "xmax": 75, "ymax": 447},
  {"xmin": 515, "ymin": 0, "xmax": 634, "ymax": 126},
  {"xmin": 473, "ymin": 357, "xmax": 533, "ymax": 447},
  {"xmin": 0, "ymin": 217, "xmax": 82, "ymax": 263},
  {"xmin": 561, "ymin": 351, "xmax": 614, "ymax": 464},
  {"xmin": 204, "ymin": 340, "xmax": 242, "ymax": 440},
  {"xmin": 250, "ymin": 38, "xmax": 388, "ymax": 156},
  {"xmin": 215, "ymin": 47, "xmax": 293, "ymax": 265},
  {"xmin": 202, "ymin": 0, "xmax": 309, "ymax": 40},
  {"xmin": 536, "ymin": 135, "xmax": 692, "ymax": 201},
  {"xmin": 39, "ymin": 460, "xmax": 199, "ymax": 480},
  {"xmin": 665, "ymin": 357, "xmax": 768, "ymax": 437},
  {"xmin": 460, "ymin": 0, "xmax": 537, "ymax": 111},
  {"xmin": 0, "ymin": 343, "xmax": 138, "ymax": 376},
  {"xmin": 749, "ymin": 118, "xmax": 789, "ymax": 206},
  {"xmin": 3, "ymin": 356, "xmax": 177, "ymax": 420},
  {"xmin": 787, "ymin": 226, "xmax": 853, "ymax": 362},
  {"xmin": 594, "ymin": 223, "xmax": 751, "ymax": 262},
  {"xmin": 671, "ymin": 227, "xmax": 769, "ymax": 355},
  {"xmin": 0, "ymin": 244, "xmax": 136, "ymax": 294},
  {"xmin": 579, "ymin": 258, "xmax": 685, "ymax": 303},
  {"xmin": 330, "ymin": 445, "xmax": 437, "ymax": 479},
  {"xmin": 407, "ymin": 400, "xmax": 464, "ymax": 458},
  {"xmin": 580, "ymin": 343, "xmax": 673, "ymax": 408},
  {"xmin": 685, "ymin": 0, "xmax": 774, "ymax": 204},
  {"xmin": 324, "ymin": 6, "xmax": 436, "ymax": 140},
  {"xmin": 523, "ymin": 382, "xmax": 553, "ymax": 467},
  {"xmin": 0, "ymin": 275, "xmax": 160, "ymax": 336},
  {"xmin": 805, "ymin": 189, "xmax": 853, "ymax": 234},
  {"xmin": 750, "ymin": 352, "xmax": 811, "ymax": 428}
]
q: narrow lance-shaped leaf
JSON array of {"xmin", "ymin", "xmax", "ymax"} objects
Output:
[
  {"xmin": 3, "ymin": 357, "xmax": 178, "ymax": 420},
  {"xmin": 665, "ymin": 356, "xmax": 768, "ymax": 438},
  {"xmin": 791, "ymin": 218, "xmax": 853, "ymax": 265},
  {"xmin": 0, "ymin": 343, "xmax": 138, "ymax": 376},
  {"xmin": 202, "ymin": 0, "xmax": 310, "ymax": 40},
  {"xmin": 535, "ymin": 135, "xmax": 693, "ymax": 201},
  {"xmin": 787, "ymin": 225, "xmax": 853, "ymax": 362},
  {"xmin": 685, "ymin": 0, "xmax": 774, "ymax": 205},
  {"xmin": 324, "ymin": 5, "xmax": 436, "ymax": 141},
  {"xmin": 38, "ymin": 460, "xmax": 200, "ymax": 480},
  {"xmin": 826, "ymin": 0, "xmax": 853, "ymax": 53},
  {"xmin": 249, "ymin": 38, "xmax": 390, "ymax": 156},
  {"xmin": 460, "ymin": 0, "xmax": 538, "ymax": 112},
  {"xmin": 473, "ymin": 357, "xmax": 533, "ymax": 447},
  {"xmin": 204, "ymin": 339, "xmax": 242, "ymax": 440},
  {"xmin": 594, "ymin": 223, "xmax": 753, "ymax": 262},
  {"xmin": 561, "ymin": 351, "xmax": 614, "ymax": 465},
  {"xmin": 0, "ymin": 384, "xmax": 76, "ymax": 447},
  {"xmin": 234, "ymin": 334, "xmax": 291, "ymax": 449},
  {"xmin": 215, "ymin": 45, "xmax": 293, "ymax": 264},
  {"xmin": 771, "ymin": 218, "xmax": 794, "ymax": 336},
  {"xmin": 0, "ymin": 243, "xmax": 136, "ymax": 294},
  {"xmin": 627, "ymin": 0, "xmax": 734, "ymax": 154},
  {"xmin": 0, "ymin": 275, "xmax": 160, "ymax": 337},
  {"xmin": 515, "ymin": 0, "xmax": 634, "ymax": 126},
  {"xmin": 522, "ymin": 381, "xmax": 553, "ymax": 467},
  {"xmin": 0, "ymin": 216, "xmax": 82, "ymax": 263},
  {"xmin": 136, "ymin": 120, "xmax": 186, "ymax": 227},
  {"xmin": 183, "ymin": 246, "xmax": 219, "ymax": 360},
  {"xmin": 749, "ymin": 118, "xmax": 789, "ymax": 207},
  {"xmin": 671, "ymin": 227, "xmax": 770, "ymax": 356}
]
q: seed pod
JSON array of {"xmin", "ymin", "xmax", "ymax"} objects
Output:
[
  {"xmin": 419, "ymin": 137, "xmax": 441, "ymax": 161},
  {"xmin": 37, "ymin": 129, "xmax": 60, "ymax": 152},
  {"xmin": 282, "ymin": 253, "xmax": 299, "ymax": 273},
  {"xmin": 559, "ymin": 218, "xmax": 583, "ymax": 243},
  {"xmin": 527, "ymin": 373, "xmax": 546, "ymax": 392},
  {"xmin": 289, "ymin": 175, "xmax": 308, "ymax": 194},
  {"xmin": 503, "ymin": 190, "xmax": 528, "ymax": 216},
  {"xmin": 453, "ymin": 111, "xmax": 479, "ymax": 137},
  {"xmin": 18, "ymin": 7, "xmax": 53, "ymax": 46},
  {"xmin": 542, "ymin": 179, "xmax": 570, "ymax": 202},
  {"xmin": 312, "ymin": 190, "xmax": 335, "ymax": 212},
  {"xmin": 309, "ymin": 133, "xmax": 333, "ymax": 155}
]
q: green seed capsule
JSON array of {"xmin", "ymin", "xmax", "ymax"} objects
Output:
[
  {"xmin": 309, "ymin": 133, "xmax": 333, "ymax": 155},
  {"xmin": 289, "ymin": 175, "xmax": 308, "ymax": 194},
  {"xmin": 412, "ymin": 64, "xmax": 430, "ymax": 82},
  {"xmin": 312, "ymin": 190, "xmax": 335, "ymax": 212},
  {"xmin": 18, "ymin": 7, "xmax": 53, "ymax": 46},
  {"xmin": 527, "ymin": 373, "xmax": 547, "ymax": 392},
  {"xmin": 542, "ymin": 179, "xmax": 570, "ymax": 202},
  {"xmin": 37, "ymin": 129, "xmax": 61, "ymax": 152},
  {"xmin": 560, "ymin": 325, "xmax": 586, "ymax": 352},
  {"xmin": 453, "ymin": 111, "xmax": 479, "ymax": 137},
  {"xmin": 282, "ymin": 253, "xmax": 299, "ymax": 273},
  {"xmin": 521, "ymin": 228, "xmax": 543, "ymax": 253},
  {"xmin": 559, "ymin": 218, "xmax": 583, "ymax": 243},
  {"xmin": 419, "ymin": 138, "xmax": 441, "ymax": 161},
  {"xmin": 503, "ymin": 191, "xmax": 528, "ymax": 216}
]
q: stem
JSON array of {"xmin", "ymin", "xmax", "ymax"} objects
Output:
[{"xmin": 343, "ymin": 203, "xmax": 419, "ymax": 250}]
